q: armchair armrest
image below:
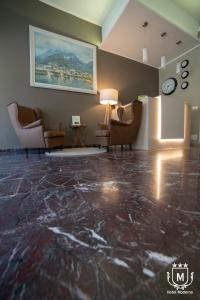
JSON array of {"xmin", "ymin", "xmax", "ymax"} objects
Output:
[
  {"xmin": 110, "ymin": 119, "xmax": 132, "ymax": 126},
  {"xmin": 23, "ymin": 119, "xmax": 43, "ymax": 129},
  {"xmin": 21, "ymin": 123, "xmax": 45, "ymax": 148},
  {"xmin": 97, "ymin": 122, "xmax": 109, "ymax": 130}
]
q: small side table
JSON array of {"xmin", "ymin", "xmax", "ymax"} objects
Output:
[{"xmin": 70, "ymin": 124, "xmax": 87, "ymax": 147}]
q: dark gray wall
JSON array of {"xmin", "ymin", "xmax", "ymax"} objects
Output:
[
  {"xmin": 0, "ymin": 0, "xmax": 159, "ymax": 149},
  {"xmin": 1, "ymin": 0, "xmax": 101, "ymax": 46}
]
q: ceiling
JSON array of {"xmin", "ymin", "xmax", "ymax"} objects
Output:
[
  {"xmin": 173, "ymin": 0, "xmax": 200, "ymax": 22},
  {"xmin": 39, "ymin": 0, "xmax": 200, "ymax": 68},
  {"xmin": 100, "ymin": 0, "xmax": 199, "ymax": 68},
  {"xmin": 39, "ymin": 0, "xmax": 115, "ymax": 25}
]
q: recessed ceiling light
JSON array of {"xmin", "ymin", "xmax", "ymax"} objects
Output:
[
  {"xmin": 142, "ymin": 21, "xmax": 148, "ymax": 28},
  {"xmin": 161, "ymin": 32, "xmax": 167, "ymax": 37}
]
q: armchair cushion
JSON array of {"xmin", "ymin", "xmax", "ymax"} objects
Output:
[
  {"xmin": 44, "ymin": 130, "xmax": 65, "ymax": 138},
  {"xmin": 110, "ymin": 119, "xmax": 132, "ymax": 126},
  {"xmin": 121, "ymin": 103, "xmax": 133, "ymax": 122}
]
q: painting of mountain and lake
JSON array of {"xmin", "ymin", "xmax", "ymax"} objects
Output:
[{"xmin": 29, "ymin": 26, "xmax": 97, "ymax": 94}]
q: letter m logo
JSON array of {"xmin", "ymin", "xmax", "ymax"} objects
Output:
[
  {"xmin": 172, "ymin": 267, "xmax": 188, "ymax": 286},
  {"xmin": 177, "ymin": 273, "xmax": 184, "ymax": 282}
]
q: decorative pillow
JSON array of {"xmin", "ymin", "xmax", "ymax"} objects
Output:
[
  {"xmin": 122, "ymin": 103, "xmax": 133, "ymax": 122},
  {"xmin": 111, "ymin": 105, "xmax": 122, "ymax": 121}
]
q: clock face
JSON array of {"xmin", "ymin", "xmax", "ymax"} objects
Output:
[
  {"xmin": 162, "ymin": 78, "xmax": 177, "ymax": 95},
  {"xmin": 181, "ymin": 81, "xmax": 189, "ymax": 90},
  {"xmin": 181, "ymin": 71, "xmax": 189, "ymax": 79},
  {"xmin": 181, "ymin": 59, "xmax": 189, "ymax": 68}
]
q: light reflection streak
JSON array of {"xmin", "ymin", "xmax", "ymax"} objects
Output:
[{"xmin": 156, "ymin": 150, "xmax": 183, "ymax": 199}]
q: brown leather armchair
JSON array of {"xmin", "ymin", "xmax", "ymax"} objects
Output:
[
  {"xmin": 7, "ymin": 102, "xmax": 65, "ymax": 149},
  {"xmin": 95, "ymin": 100, "xmax": 142, "ymax": 151}
]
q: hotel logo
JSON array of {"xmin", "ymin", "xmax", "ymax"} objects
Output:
[{"xmin": 167, "ymin": 263, "xmax": 194, "ymax": 295}]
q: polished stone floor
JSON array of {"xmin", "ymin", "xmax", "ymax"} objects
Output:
[{"xmin": 0, "ymin": 148, "xmax": 199, "ymax": 300}]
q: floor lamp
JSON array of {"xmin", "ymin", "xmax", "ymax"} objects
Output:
[{"xmin": 100, "ymin": 89, "xmax": 118, "ymax": 125}]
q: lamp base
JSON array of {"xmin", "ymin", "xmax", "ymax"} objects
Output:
[{"xmin": 104, "ymin": 104, "xmax": 112, "ymax": 125}]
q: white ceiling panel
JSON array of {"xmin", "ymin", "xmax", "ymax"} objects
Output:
[{"xmin": 100, "ymin": 0, "xmax": 199, "ymax": 68}]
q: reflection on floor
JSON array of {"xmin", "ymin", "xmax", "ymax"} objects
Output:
[{"xmin": 0, "ymin": 149, "xmax": 199, "ymax": 300}]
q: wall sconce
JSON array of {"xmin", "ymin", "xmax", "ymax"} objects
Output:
[
  {"xmin": 176, "ymin": 62, "xmax": 181, "ymax": 74},
  {"xmin": 161, "ymin": 56, "xmax": 166, "ymax": 68},
  {"xmin": 143, "ymin": 48, "xmax": 148, "ymax": 63}
]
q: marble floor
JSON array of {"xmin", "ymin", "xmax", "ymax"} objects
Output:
[{"xmin": 0, "ymin": 148, "xmax": 199, "ymax": 300}]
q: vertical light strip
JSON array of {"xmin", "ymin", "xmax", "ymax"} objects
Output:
[
  {"xmin": 156, "ymin": 96, "xmax": 184, "ymax": 142},
  {"xmin": 156, "ymin": 95, "xmax": 161, "ymax": 140}
]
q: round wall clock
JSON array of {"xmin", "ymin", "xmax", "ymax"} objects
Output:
[
  {"xmin": 181, "ymin": 81, "xmax": 189, "ymax": 90},
  {"xmin": 162, "ymin": 77, "xmax": 177, "ymax": 95},
  {"xmin": 181, "ymin": 59, "xmax": 189, "ymax": 68},
  {"xmin": 181, "ymin": 71, "xmax": 189, "ymax": 79}
]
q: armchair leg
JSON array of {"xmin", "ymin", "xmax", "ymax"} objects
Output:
[
  {"xmin": 121, "ymin": 145, "xmax": 123, "ymax": 152},
  {"xmin": 129, "ymin": 144, "xmax": 132, "ymax": 151},
  {"xmin": 107, "ymin": 146, "xmax": 110, "ymax": 152},
  {"xmin": 98, "ymin": 145, "xmax": 101, "ymax": 149}
]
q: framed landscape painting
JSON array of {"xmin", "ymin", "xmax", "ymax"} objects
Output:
[{"xmin": 29, "ymin": 25, "xmax": 97, "ymax": 94}]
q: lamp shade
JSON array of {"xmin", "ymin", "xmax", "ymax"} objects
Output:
[{"xmin": 100, "ymin": 89, "xmax": 118, "ymax": 105}]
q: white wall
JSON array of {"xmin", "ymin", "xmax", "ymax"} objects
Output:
[
  {"xmin": 159, "ymin": 45, "xmax": 200, "ymax": 144},
  {"xmin": 134, "ymin": 97, "xmax": 190, "ymax": 151}
]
